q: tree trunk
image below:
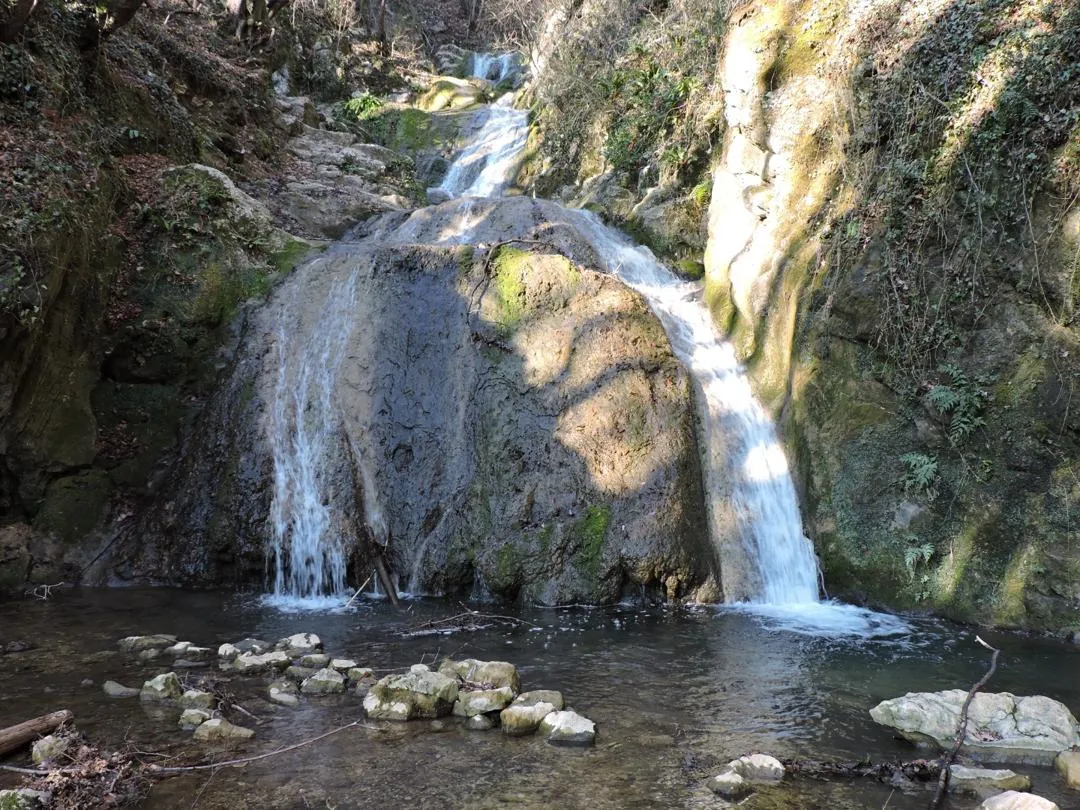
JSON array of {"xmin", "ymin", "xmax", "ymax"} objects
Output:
[
  {"xmin": 0, "ymin": 710, "xmax": 73, "ymax": 758},
  {"xmin": 225, "ymin": 0, "xmax": 248, "ymax": 39},
  {"xmin": 0, "ymin": 0, "xmax": 39, "ymax": 43},
  {"xmin": 377, "ymin": 0, "xmax": 388, "ymax": 57}
]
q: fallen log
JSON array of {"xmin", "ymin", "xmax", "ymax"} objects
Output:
[{"xmin": 0, "ymin": 710, "xmax": 73, "ymax": 758}]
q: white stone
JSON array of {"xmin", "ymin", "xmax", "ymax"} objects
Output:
[
  {"xmin": 299, "ymin": 653, "xmax": 330, "ymax": 669},
  {"xmin": 118, "ymin": 634, "xmax": 177, "ymax": 653},
  {"xmin": 276, "ymin": 633, "xmax": 322, "ymax": 655},
  {"xmin": 178, "ymin": 709, "xmax": 211, "ymax": 730},
  {"xmin": 269, "ymin": 680, "xmax": 300, "ymax": 707},
  {"xmin": 500, "ymin": 702, "xmax": 555, "ymax": 736},
  {"xmin": 217, "ymin": 643, "xmax": 240, "ymax": 660},
  {"xmin": 1055, "ymin": 750, "xmax": 1080, "ymax": 788},
  {"xmin": 512, "ymin": 690, "xmax": 564, "ymax": 710},
  {"xmin": 31, "ymin": 734, "xmax": 70, "ymax": 765},
  {"xmin": 870, "ymin": 690, "xmax": 1079, "ymax": 763},
  {"xmin": 979, "ymin": 791, "xmax": 1059, "ymax": 810},
  {"xmin": 539, "ymin": 710, "xmax": 595, "ymax": 746},
  {"xmin": 330, "ymin": 658, "xmax": 358, "ymax": 671},
  {"xmin": 708, "ymin": 771, "xmax": 750, "ymax": 798},
  {"xmin": 728, "ymin": 753, "xmax": 785, "ymax": 783}
]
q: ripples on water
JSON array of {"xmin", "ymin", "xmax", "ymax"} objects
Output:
[{"xmin": 1, "ymin": 590, "xmax": 1078, "ymax": 809}]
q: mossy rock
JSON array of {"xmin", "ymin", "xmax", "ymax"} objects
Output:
[{"xmin": 417, "ymin": 77, "xmax": 485, "ymax": 112}]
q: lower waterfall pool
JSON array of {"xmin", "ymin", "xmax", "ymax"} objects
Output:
[{"xmin": 1, "ymin": 590, "xmax": 1077, "ymax": 809}]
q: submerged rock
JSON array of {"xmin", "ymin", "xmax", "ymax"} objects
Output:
[
  {"xmin": 193, "ymin": 718, "xmax": 254, "ymax": 741},
  {"xmin": 102, "ymin": 680, "xmax": 140, "ymax": 698},
  {"xmin": 539, "ymin": 710, "xmax": 596, "ymax": 746},
  {"xmin": 870, "ymin": 691, "xmax": 1079, "ymax": 763},
  {"xmin": 708, "ymin": 771, "xmax": 750, "ymax": 799},
  {"xmin": 949, "ymin": 766, "xmax": 1031, "ymax": 793},
  {"xmin": 979, "ymin": 792, "xmax": 1059, "ymax": 809},
  {"xmin": 301, "ymin": 668, "xmax": 346, "ymax": 694},
  {"xmin": 466, "ymin": 714, "xmax": 496, "ymax": 731},
  {"xmin": 363, "ymin": 669, "xmax": 459, "ymax": 720},
  {"xmin": 140, "ymin": 672, "xmax": 182, "ymax": 701}
]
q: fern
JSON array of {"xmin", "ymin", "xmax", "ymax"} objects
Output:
[
  {"xmin": 900, "ymin": 452, "xmax": 939, "ymax": 500},
  {"xmin": 923, "ymin": 364, "xmax": 987, "ymax": 447},
  {"xmin": 903, "ymin": 541, "xmax": 936, "ymax": 578}
]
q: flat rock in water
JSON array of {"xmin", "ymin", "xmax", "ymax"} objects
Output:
[
  {"xmin": 330, "ymin": 658, "xmax": 357, "ymax": 671},
  {"xmin": 364, "ymin": 669, "xmax": 459, "ymax": 720},
  {"xmin": 870, "ymin": 690, "xmax": 1079, "ymax": 763},
  {"xmin": 438, "ymin": 659, "xmax": 520, "ymax": 693},
  {"xmin": 232, "ymin": 651, "xmax": 290, "ymax": 673},
  {"xmin": 1055, "ymin": 750, "xmax": 1080, "ymax": 788},
  {"xmin": 193, "ymin": 718, "xmax": 254, "ymax": 741},
  {"xmin": 500, "ymin": 701, "xmax": 556, "ymax": 736},
  {"xmin": 512, "ymin": 690, "xmax": 564, "ymax": 711},
  {"xmin": 453, "ymin": 686, "xmax": 515, "ymax": 717},
  {"xmin": 269, "ymin": 679, "xmax": 300, "ymax": 706},
  {"xmin": 301, "ymin": 667, "xmax": 346, "ymax": 694},
  {"xmin": 103, "ymin": 680, "xmax": 140, "ymax": 698},
  {"xmin": 949, "ymin": 765, "xmax": 1031, "ymax": 793},
  {"xmin": 979, "ymin": 791, "xmax": 1059, "ymax": 809},
  {"xmin": 140, "ymin": 672, "xmax": 182, "ymax": 701},
  {"xmin": 539, "ymin": 710, "xmax": 595, "ymax": 746},
  {"xmin": 466, "ymin": 714, "xmax": 496, "ymax": 731},
  {"xmin": 119, "ymin": 634, "xmax": 177, "ymax": 653}
]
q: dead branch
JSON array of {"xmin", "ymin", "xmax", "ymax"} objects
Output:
[
  {"xmin": 928, "ymin": 635, "xmax": 1001, "ymax": 810},
  {"xmin": 400, "ymin": 609, "xmax": 540, "ymax": 638},
  {"xmin": 146, "ymin": 720, "xmax": 383, "ymax": 773}
]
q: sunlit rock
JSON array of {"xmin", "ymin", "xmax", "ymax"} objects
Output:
[
  {"xmin": 269, "ymin": 679, "xmax": 300, "ymax": 707},
  {"xmin": 728, "ymin": 753, "xmax": 784, "ymax": 783},
  {"xmin": 979, "ymin": 791, "xmax": 1059, "ymax": 809},
  {"xmin": 31, "ymin": 734, "xmax": 70, "ymax": 765},
  {"xmin": 708, "ymin": 771, "xmax": 749, "ymax": 798},
  {"xmin": 1055, "ymin": 750, "xmax": 1080, "ymax": 789},
  {"xmin": 363, "ymin": 669, "xmax": 459, "ymax": 720},
  {"xmin": 500, "ymin": 701, "xmax": 555, "ymax": 736},
  {"xmin": 301, "ymin": 667, "xmax": 345, "ymax": 694},
  {"xmin": 178, "ymin": 708, "xmax": 211, "ymax": 730},
  {"xmin": 870, "ymin": 691, "xmax": 1079, "ymax": 763},
  {"xmin": 453, "ymin": 687, "xmax": 514, "ymax": 717},
  {"xmin": 118, "ymin": 635, "xmax": 177, "ymax": 654},
  {"xmin": 179, "ymin": 689, "xmax": 215, "ymax": 710},
  {"xmin": 539, "ymin": 710, "xmax": 596, "ymax": 746},
  {"xmin": 232, "ymin": 651, "xmax": 289, "ymax": 673},
  {"xmin": 439, "ymin": 659, "xmax": 520, "ymax": 693},
  {"xmin": 140, "ymin": 672, "xmax": 182, "ymax": 701},
  {"xmin": 512, "ymin": 690, "xmax": 564, "ymax": 711}
]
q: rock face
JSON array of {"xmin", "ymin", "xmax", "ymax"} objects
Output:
[
  {"xmin": 133, "ymin": 197, "xmax": 710, "ymax": 602},
  {"xmin": 870, "ymin": 691, "xmax": 1080, "ymax": 763},
  {"xmin": 363, "ymin": 669, "xmax": 460, "ymax": 720}
]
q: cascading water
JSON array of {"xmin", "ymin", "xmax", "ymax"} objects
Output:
[
  {"xmin": 265, "ymin": 269, "xmax": 360, "ymax": 608},
  {"xmin": 422, "ymin": 56, "xmax": 907, "ymax": 635},
  {"xmin": 470, "ymin": 52, "xmax": 518, "ymax": 84}
]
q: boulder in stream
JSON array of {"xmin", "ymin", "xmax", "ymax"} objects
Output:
[
  {"xmin": 119, "ymin": 634, "xmax": 177, "ymax": 654},
  {"xmin": 232, "ymin": 650, "xmax": 290, "ymax": 673},
  {"xmin": 539, "ymin": 710, "xmax": 596, "ymax": 747},
  {"xmin": 870, "ymin": 691, "xmax": 1079, "ymax": 763},
  {"xmin": 269, "ymin": 679, "xmax": 300, "ymax": 707},
  {"xmin": 363, "ymin": 669, "xmax": 459, "ymax": 720},
  {"xmin": 301, "ymin": 667, "xmax": 346, "ymax": 694},
  {"xmin": 193, "ymin": 718, "xmax": 254, "ymax": 741},
  {"xmin": 179, "ymin": 708, "xmax": 211, "ymax": 730},
  {"xmin": 179, "ymin": 689, "xmax": 216, "ymax": 710},
  {"xmin": 500, "ymin": 701, "xmax": 556, "ymax": 736},
  {"xmin": 140, "ymin": 672, "xmax": 182, "ymax": 701},
  {"xmin": 513, "ymin": 690, "xmax": 564, "ymax": 711}
]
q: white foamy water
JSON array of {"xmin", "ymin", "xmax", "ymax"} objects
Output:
[
  {"xmin": 437, "ymin": 96, "xmax": 529, "ymax": 199},
  {"xmin": 470, "ymin": 52, "xmax": 518, "ymax": 84},
  {"xmin": 265, "ymin": 270, "xmax": 360, "ymax": 608}
]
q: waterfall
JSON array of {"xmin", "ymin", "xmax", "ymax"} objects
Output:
[
  {"xmin": 470, "ymin": 52, "xmax": 518, "ymax": 84},
  {"xmin": 433, "ymin": 61, "xmax": 821, "ymax": 607},
  {"xmin": 265, "ymin": 269, "xmax": 360, "ymax": 608}
]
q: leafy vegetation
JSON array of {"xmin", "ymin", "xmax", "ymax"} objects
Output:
[{"xmin": 900, "ymin": 452, "xmax": 939, "ymax": 501}]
